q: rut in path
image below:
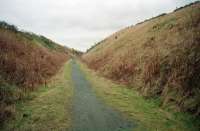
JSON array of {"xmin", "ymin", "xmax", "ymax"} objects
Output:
[{"xmin": 70, "ymin": 60, "xmax": 135, "ymax": 131}]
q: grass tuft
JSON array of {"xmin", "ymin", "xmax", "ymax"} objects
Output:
[
  {"xmin": 2, "ymin": 62, "xmax": 73, "ymax": 130},
  {"xmin": 79, "ymin": 61, "xmax": 200, "ymax": 131}
]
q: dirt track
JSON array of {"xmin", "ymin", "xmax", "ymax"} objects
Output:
[{"xmin": 71, "ymin": 60, "xmax": 134, "ymax": 131}]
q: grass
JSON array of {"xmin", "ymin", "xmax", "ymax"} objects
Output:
[
  {"xmin": 78, "ymin": 61, "xmax": 199, "ymax": 131},
  {"xmin": 2, "ymin": 61, "xmax": 73, "ymax": 131},
  {"xmin": 0, "ymin": 21, "xmax": 67, "ymax": 52},
  {"xmin": 83, "ymin": 2, "xmax": 200, "ymax": 116},
  {"xmin": 0, "ymin": 27, "xmax": 68, "ymax": 88},
  {"xmin": 0, "ymin": 26, "xmax": 68, "ymax": 124}
]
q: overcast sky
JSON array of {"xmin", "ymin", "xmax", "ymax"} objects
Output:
[{"xmin": 0, "ymin": 0, "xmax": 196, "ymax": 51}]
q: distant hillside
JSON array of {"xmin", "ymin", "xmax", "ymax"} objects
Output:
[
  {"xmin": 83, "ymin": 1, "xmax": 200, "ymax": 117},
  {"xmin": 0, "ymin": 21, "xmax": 70, "ymax": 124}
]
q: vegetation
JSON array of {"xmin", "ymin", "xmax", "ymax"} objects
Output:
[
  {"xmin": 174, "ymin": 1, "xmax": 200, "ymax": 12},
  {"xmin": 0, "ymin": 21, "xmax": 70, "ymax": 52},
  {"xmin": 2, "ymin": 62, "xmax": 73, "ymax": 130},
  {"xmin": 83, "ymin": 2, "xmax": 200, "ymax": 119},
  {"xmin": 79, "ymin": 61, "xmax": 200, "ymax": 131},
  {"xmin": 69, "ymin": 48, "xmax": 83, "ymax": 56},
  {"xmin": 0, "ymin": 21, "xmax": 69, "ymax": 125},
  {"xmin": 86, "ymin": 1, "xmax": 200, "ymax": 53},
  {"xmin": 0, "ymin": 21, "xmax": 18, "ymax": 32},
  {"xmin": 1, "ymin": 1, "xmax": 200, "ymax": 130}
]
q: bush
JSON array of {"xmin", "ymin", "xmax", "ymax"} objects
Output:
[
  {"xmin": 0, "ymin": 21, "xmax": 18, "ymax": 32},
  {"xmin": 0, "ymin": 81, "xmax": 20, "ymax": 125},
  {"xmin": 0, "ymin": 23, "xmax": 68, "ymax": 124}
]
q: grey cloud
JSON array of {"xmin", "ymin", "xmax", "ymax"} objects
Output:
[{"xmin": 0, "ymin": 0, "xmax": 196, "ymax": 51}]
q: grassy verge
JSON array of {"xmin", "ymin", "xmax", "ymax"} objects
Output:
[
  {"xmin": 78, "ymin": 61, "xmax": 199, "ymax": 131},
  {"xmin": 2, "ymin": 61, "xmax": 73, "ymax": 131}
]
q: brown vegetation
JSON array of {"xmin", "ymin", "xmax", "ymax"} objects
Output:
[
  {"xmin": 83, "ymin": 2, "xmax": 200, "ymax": 117},
  {"xmin": 0, "ymin": 29, "xmax": 68, "ymax": 88},
  {"xmin": 0, "ymin": 24, "xmax": 69, "ymax": 125}
]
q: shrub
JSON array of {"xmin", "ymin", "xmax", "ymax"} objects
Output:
[
  {"xmin": 0, "ymin": 25, "xmax": 68, "ymax": 124},
  {"xmin": 0, "ymin": 81, "xmax": 20, "ymax": 125},
  {"xmin": 0, "ymin": 21, "xmax": 18, "ymax": 32}
]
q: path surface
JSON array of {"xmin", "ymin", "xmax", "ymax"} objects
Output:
[{"xmin": 71, "ymin": 60, "xmax": 134, "ymax": 131}]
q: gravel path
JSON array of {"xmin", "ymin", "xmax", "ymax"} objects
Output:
[{"xmin": 71, "ymin": 60, "xmax": 134, "ymax": 131}]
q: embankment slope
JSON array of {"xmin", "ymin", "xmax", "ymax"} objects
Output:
[
  {"xmin": 83, "ymin": 2, "xmax": 200, "ymax": 116},
  {"xmin": 0, "ymin": 21, "xmax": 70, "ymax": 125}
]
